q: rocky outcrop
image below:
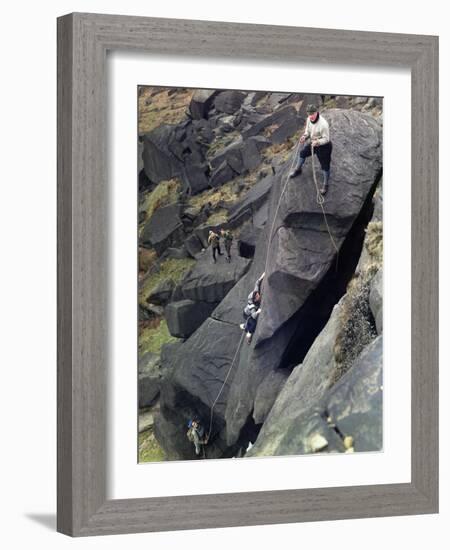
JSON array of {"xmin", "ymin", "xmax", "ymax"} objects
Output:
[
  {"xmin": 221, "ymin": 109, "xmax": 382, "ymax": 447},
  {"xmin": 154, "ymin": 109, "xmax": 382, "ymax": 459},
  {"xmin": 141, "ymin": 203, "xmax": 185, "ymax": 254},
  {"xmin": 179, "ymin": 244, "xmax": 251, "ymax": 303},
  {"xmin": 138, "ymin": 89, "xmax": 384, "ymax": 462},
  {"xmin": 155, "ymin": 317, "xmax": 246, "ymax": 459},
  {"xmin": 248, "ymin": 335, "xmax": 382, "ymax": 456},
  {"xmin": 165, "ymin": 299, "xmax": 217, "ymax": 338},
  {"xmin": 139, "ymin": 352, "xmax": 161, "ymax": 408},
  {"xmin": 189, "ymin": 90, "xmax": 219, "ymax": 120}
]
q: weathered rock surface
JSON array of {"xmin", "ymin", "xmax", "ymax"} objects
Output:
[
  {"xmin": 180, "ymin": 244, "xmax": 251, "ymax": 303},
  {"xmin": 248, "ymin": 335, "xmax": 383, "ymax": 456},
  {"xmin": 150, "ymin": 104, "xmax": 383, "ymax": 461},
  {"xmin": 228, "ymin": 173, "xmax": 274, "ymax": 226},
  {"xmin": 258, "ymin": 109, "xmax": 382, "ymax": 344},
  {"xmin": 155, "ymin": 318, "xmax": 246, "ymax": 459},
  {"xmin": 141, "ymin": 203, "xmax": 185, "ymax": 254},
  {"xmin": 189, "ymin": 89, "xmax": 219, "ymax": 119},
  {"xmin": 370, "ymin": 268, "xmax": 383, "ymax": 334},
  {"xmin": 218, "ymin": 109, "xmax": 382, "ymax": 447},
  {"xmin": 165, "ymin": 299, "xmax": 217, "ymax": 338},
  {"xmin": 214, "ymin": 90, "xmax": 246, "ymax": 115},
  {"xmin": 142, "ymin": 124, "xmax": 183, "ymax": 183},
  {"xmin": 139, "ymin": 352, "xmax": 161, "ymax": 408}
]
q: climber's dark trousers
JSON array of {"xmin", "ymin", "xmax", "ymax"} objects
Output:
[
  {"xmin": 299, "ymin": 141, "xmax": 333, "ymax": 171},
  {"xmin": 212, "ymin": 245, "xmax": 222, "ymax": 261},
  {"xmin": 244, "ymin": 316, "xmax": 257, "ymax": 335}
]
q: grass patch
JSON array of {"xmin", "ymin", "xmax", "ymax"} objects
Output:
[
  {"xmin": 139, "ymin": 318, "xmax": 176, "ymax": 356},
  {"xmin": 331, "ymin": 217, "xmax": 383, "ymax": 386},
  {"xmin": 364, "ymin": 220, "xmax": 383, "ymax": 266},
  {"xmin": 332, "ymin": 274, "xmax": 378, "ymax": 386},
  {"xmin": 187, "ymin": 180, "xmax": 239, "ymax": 210},
  {"xmin": 139, "ymin": 87, "xmax": 193, "ymax": 134},
  {"xmin": 139, "ymin": 257, "xmax": 195, "ymax": 305},
  {"xmin": 206, "ymin": 208, "xmax": 229, "ymax": 226},
  {"xmin": 206, "ymin": 131, "xmax": 241, "ymax": 158},
  {"xmin": 262, "ymin": 128, "xmax": 302, "ymax": 163},
  {"xmin": 139, "ymin": 178, "xmax": 181, "ymax": 227},
  {"xmin": 139, "ymin": 428, "xmax": 166, "ymax": 462},
  {"xmin": 139, "ymin": 247, "xmax": 157, "ymax": 276}
]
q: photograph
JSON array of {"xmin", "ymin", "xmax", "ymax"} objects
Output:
[{"xmin": 138, "ymin": 87, "xmax": 383, "ymax": 461}]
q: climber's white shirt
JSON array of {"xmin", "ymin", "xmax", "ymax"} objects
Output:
[{"xmin": 303, "ymin": 114, "xmax": 330, "ymax": 146}]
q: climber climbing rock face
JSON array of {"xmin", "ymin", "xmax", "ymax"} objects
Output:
[
  {"xmin": 289, "ymin": 103, "xmax": 333, "ymax": 195},
  {"xmin": 240, "ymin": 274, "xmax": 265, "ymax": 344}
]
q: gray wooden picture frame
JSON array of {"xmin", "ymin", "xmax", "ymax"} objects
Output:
[{"xmin": 57, "ymin": 12, "xmax": 439, "ymax": 537}]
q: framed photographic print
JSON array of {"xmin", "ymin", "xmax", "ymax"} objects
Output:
[{"xmin": 57, "ymin": 13, "xmax": 438, "ymax": 536}]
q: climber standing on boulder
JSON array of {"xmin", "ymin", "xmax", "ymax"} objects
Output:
[
  {"xmin": 208, "ymin": 229, "xmax": 223, "ymax": 263},
  {"xmin": 289, "ymin": 104, "xmax": 332, "ymax": 195},
  {"xmin": 220, "ymin": 228, "xmax": 233, "ymax": 263}
]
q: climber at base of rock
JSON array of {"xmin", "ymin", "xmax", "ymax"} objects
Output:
[
  {"xmin": 240, "ymin": 272, "xmax": 265, "ymax": 344},
  {"xmin": 289, "ymin": 103, "xmax": 333, "ymax": 195},
  {"xmin": 187, "ymin": 418, "xmax": 208, "ymax": 456},
  {"xmin": 207, "ymin": 229, "xmax": 223, "ymax": 263}
]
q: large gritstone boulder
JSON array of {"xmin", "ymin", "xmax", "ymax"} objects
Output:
[
  {"xmin": 248, "ymin": 335, "xmax": 383, "ymax": 456},
  {"xmin": 180, "ymin": 243, "xmax": 251, "ymax": 303},
  {"xmin": 140, "ymin": 203, "xmax": 185, "ymax": 254},
  {"xmin": 165, "ymin": 299, "xmax": 217, "ymax": 338},
  {"xmin": 257, "ymin": 109, "xmax": 382, "ymax": 344},
  {"xmin": 228, "ymin": 173, "xmax": 274, "ymax": 226},
  {"xmin": 154, "ymin": 318, "xmax": 246, "ymax": 460},
  {"xmin": 189, "ymin": 89, "xmax": 219, "ymax": 119},
  {"xmin": 138, "ymin": 352, "xmax": 161, "ymax": 408},
  {"xmin": 213, "ymin": 90, "xmax": 246, "ymax": 115},
  {"xmin": 142, "ymin": 124, "xmax": 183, "ymax": 183}
]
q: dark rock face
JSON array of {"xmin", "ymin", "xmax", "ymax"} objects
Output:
[
  {"xmin": 222, "ymin": 109, "xmax": 381, "ymax": 447},
  {"xmin": 183, "ymin": 163, "xmax": 210, "ymax": 194},
  {"xmin": 214, "ymin": 90, "xmax": 246, "ymax": 114},
  {"xmin": 242, "ymin": 105, "xmax": 301, "ymax": 139},
  {"xmin": 180, "ymin": 245, "xmax": 251, "ymax": 303},
  {"xmin": 155, "ymin": 318, "xmax": 245, "ymax": 459},
  {"xmin": 153, "ymin": 107, "xmax": 382, "ymax": 460},
  {"xmin": 228, "ymin": 173, "xmax": 274, "ymax": 226},
  {"xmin": 209, "ymin": 160, "xmax": 236, "ymax": 188},
  {"xmin": 258, "ymin": 109, "xmax": 382, "ymax": 344},
  {"xmin": 141, "ymin": 203, "xmax": 185, "ymax": 254},
  {"xmin": 184, "ymin": 233, "xmax": 204, "ymax": 258},
  {"xmin": 190, "ymin": 89, "xmax": 219, "ymax": 119},
  {"xmin": 147, "ymin": 278, "xmax": 175, "ymax": 306},
  {"xmin": 165, "ymin": 299, "xmax": 217, "ymax": 338},
  {"xmin": 248, "ymin": 336, "xmax": 383, "ymax": 456},
  {"xmin": 142, "ymin": 125, "xmax": 183, "ymax": 183},
  {"xmin": 138, "ymin": 352, "xmax": 161, "ymax": 408}
]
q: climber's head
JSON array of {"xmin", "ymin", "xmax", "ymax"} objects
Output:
[{"xmin": 306, "ymin": 104, "xmax": 319, "ymax": 122}]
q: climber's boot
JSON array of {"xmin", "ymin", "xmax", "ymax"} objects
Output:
[
  {"xmin": 289, "ymin": 156, "xmax": 305, "ymax": 178},
  {"xmin": 320, "ymin": 169, "xmax": 330, "ymax": 195}
]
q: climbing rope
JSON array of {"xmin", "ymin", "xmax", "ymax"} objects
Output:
[
  {"xmin": 264, "ymin": 137, "xmax": 340, "ymax": 277},
  {"xmin": 310, "ymin": 142, "xmax": 340, "ymax": 270},
  {"xmin": 204, "ymin": 131, "xmax": 340, "ymax": 445},
  {"xmin": 206, "ymin": 331, "xmax": 246, "ymax": 441}
]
